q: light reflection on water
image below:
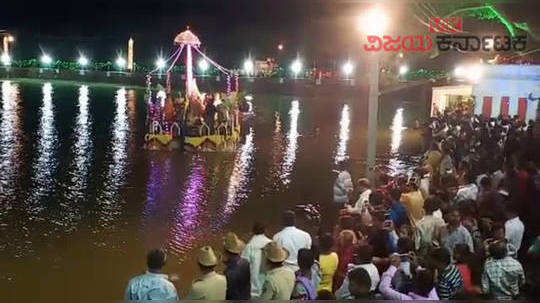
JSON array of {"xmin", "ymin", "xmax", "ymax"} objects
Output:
[
  {"xmin": 334, "ymin": 104, "xmax": 351, "ymax": 164},
  {"xmin": 0, "ymin": 83, "xmax": 425, "ymax": 302},
  {"xmin": 388, "ymin": 107, "xmax": 407, "ymax": 176},
  {"xmin": 143, "ymin": 157, "xmax": 171, "ymax": 234},
  {"xmin": 222, "ymin": 127, "xmax": 255, "ymax": 219},
  {"xmin": 28, "ymin": 83, "xmax": 58, "ymax": 216},
  {"xmin": 0, "ymin": 81, "xmax": 22, "ymax": 216},
  {"xmin": 60, "ymin": 86, "xmax": 92, "ymax": 231},
  {"xmin": 168, "ymin": 156, "xmax": 207, "ymax": 258},
  {"xmin": 280, "ymin": 100, "xmax": 300, "ymax": 185},
  {"xmin": 95, "ymin": 88, "xmax": 131, "ymax": 242},
  {"xmin": 264, "ymin": 112, "xmax": 284, "ymax": 193}
]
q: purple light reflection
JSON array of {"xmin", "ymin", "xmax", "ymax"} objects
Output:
[
  {"xmin": 168, "ymin": 156, "xmax": 207, "ymax": 258},
  {"xmin": 142, "ymin": 157, "xmax": 171, "ymax": 236}
]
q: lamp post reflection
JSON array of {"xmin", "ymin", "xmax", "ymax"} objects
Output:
[
  {"xmin": 280, "ymin": 100, "xmax": 300, "ymax": 185},
  {"xmin": 264, "ymin": 112, "xmax": 284, "ymax": 193},
  {"xmin": 96, "ymin": 88, "xmax": 131, "ymax": 243},
  {"xmin": 222, "ymin": 127, "xmax": 255, "ymax": 220},
  {"xmin": 334, "ymin": 104, "xmax": 351, "ymax": 164},
  {"xmin": 62, "ymin": 85, "xmax": 93, "ymax": 232},
  {"xmin": 0, "ymin": 81, "xmax": 22, "ymax": 217},
  {"xmin": 28, "ymin": 82, "xmax": 57, "ymax": 216},
  {"xmin": 388, "ymin": 108, "xmax": 407, "ymax": 176}
]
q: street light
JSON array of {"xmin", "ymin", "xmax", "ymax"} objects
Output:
[
  {"xmin": 399, "ymin": 65, "xmax": 409, "ymax": 75},
  {"xmin": 78, "ymin": 55, "xmax": 89, "ymax": 67},
  {"xmin": 278, "ymin": 43, "xmax": 284, "ymax": 51},
  {"xmin": 198, "ymin": 59, "xmax": 209, "ymax": 73},
  {"xmin": 342, "ymin": 61, "xmax": 354, "ymax": 78},
  {"xmin": 155, "ymin": 57, "xmax": 166, "ymax": 70},
  {"xmin": 360, "ymin": 7, "xmax": 389, "ymax": 181},
  {"xmin": 3, "ymin": 35, "xmax": 15, "ymax": 56},
  {"xmin": 243, "ymin": 59, "xmax": 254, "ymax": 76},
  {"xmin": 454, "ymin": 64, "xmax": 483, "ymax": 82},
  {"xmin": 290, "ymin": 59, "xmax": 302, "ymax": 78},
  {"xmin": 1, "ymin": 53, "xmax": 11, "ymax": 66},
  {"xmin": 116, "ymin": 56, "xmax": 126, "ymax": 69},
  {"xmin": 359, "ymin": 7, "xmax": 389, "ymax": 36},
  {"xmin": 41, "ymin": 54, "xmax": 53, "ymax": 66},
  {"xmin": 465, "ymin": 64, "xmax": 483, "ymax": 82},
  {"xmin": 454, "ymin": 66, "xmax": 465, "ymax": 77}
]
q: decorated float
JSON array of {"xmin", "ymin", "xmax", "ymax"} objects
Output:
[{"xmin": 144, "ymin": 28, "xmax": 247, "ymax": 152}]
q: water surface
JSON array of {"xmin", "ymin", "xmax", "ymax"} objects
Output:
[{"xmin": 0, "ymin": 79, "xmax": 425, "ymax": 302}]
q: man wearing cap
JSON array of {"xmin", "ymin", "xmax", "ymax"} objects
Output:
[
  {"xmin": 124, "ymin": 249, "xmax": 179, "ymax": 301},
  {"xmin": 260, "ymin": 241, "xmax": 296, "ymax": 300},
  {"xmin": 186, "ymin": 246, "xmax": 227, "ymax": 300},
  {"xmin": 223, "ymin": 232, "xmax": 251, "ymax": 300},
  {"xmin": 273, "ymin": 210, "xmax": 312, "ymax": 271}
]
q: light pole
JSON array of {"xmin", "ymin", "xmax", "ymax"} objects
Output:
[
  {"xmin": 360, "ymin": 7, "xmax": 389, "ymax": 182},
  {"xmin": 290, "ymin": 59, "xmax": 302, "ymax": 79},
  {"xmin": 116, "ymin": 56, "xmax": 126, "ymax": 70},
  {"xmin": 3, "ymin": 35, "xmax": 14, "ymax": 57},
  {"xmin": 243, "ymin": 58, "xmax": 254, "ymax": 77},
  {"xmin": 198, "ymin": 59, "xmax": 209, "ymax": 76}
]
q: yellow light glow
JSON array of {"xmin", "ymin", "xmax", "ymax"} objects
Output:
[{"xmin": 359, "ymin": 7, "xmax": 389, "ymax": 36}]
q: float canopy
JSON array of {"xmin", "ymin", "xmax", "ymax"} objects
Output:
[{"xmin": 174, "ymin": 29, "xmax": 201, "ymax": 46}]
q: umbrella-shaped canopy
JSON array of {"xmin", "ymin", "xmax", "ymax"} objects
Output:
[{"xmin": 174, "ymin": 29, "xmax": 201, "ymax": 46}]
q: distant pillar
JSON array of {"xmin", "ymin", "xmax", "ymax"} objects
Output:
[{"xmin": 127, "ymin": 38, "xmax": 134, "ymax": 72}]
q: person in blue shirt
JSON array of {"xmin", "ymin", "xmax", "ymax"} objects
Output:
[
  {"xmin": 388, "ymin": 188, "xmax": 409, "ymax": 228},
  {"xmin": 124, "ymin": 249, "xmax": 179, "ymax": 301}
]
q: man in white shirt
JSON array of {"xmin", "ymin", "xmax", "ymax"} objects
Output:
[
  {"xmin": 241, "ymin": 222, "xmax": 272, "ymax": 297},
  {"xmin": 455, "ymin": 174, "xmax": 478, "ymax": 204},
  {"xmin": 124, "ymin": 249, "xmax": 179, "ymax": 301},
  {"xmin": 346, "ymin": 178, "xmax": 371, "ymax": 215},
  {"xmin": 504, "ymin": 204, "xmax": 525, "ymax": 254},
  {"xmin": 272, "ymin": 210, "xmax": 312, "ymax": 271},
  {"xmin": 334, "ymin": 165, "xmax": 354, "ymax": 208}
]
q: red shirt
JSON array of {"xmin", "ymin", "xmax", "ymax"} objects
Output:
[{"xmin": 457, "ymin": 263, "xmax": 473, "ymax": 293}]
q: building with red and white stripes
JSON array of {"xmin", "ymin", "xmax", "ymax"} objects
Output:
[
  {"xmin": 472, "ymin": 64, "xmax": 539, "ymax": 122},
  {"xmin": 431, "ymin": 64, "xmax": 539, "ymax": 122}
]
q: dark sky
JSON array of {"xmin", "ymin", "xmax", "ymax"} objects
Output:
[
  {"xmin": 3, "ymin": 0, "xmax": 367, "ymax": 67},
  {"xmin": 3, "ymin": 0, "xmax": 540, "ymax": 68}
]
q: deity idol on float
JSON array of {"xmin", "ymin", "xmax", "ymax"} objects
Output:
[{"xmin": 143, "ymin": 27, "xmax": 247, "ymax": 152}]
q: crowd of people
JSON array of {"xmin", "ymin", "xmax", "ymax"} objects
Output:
[{"xmin": 125, "ymin": 111, "xmax": 539, "ymax": 300}]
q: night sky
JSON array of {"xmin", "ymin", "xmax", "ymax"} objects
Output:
[{"xmin": 3, "ymin": 0, "xmax": 540, "ymax": 68}]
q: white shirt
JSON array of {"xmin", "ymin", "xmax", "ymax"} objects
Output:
[
  {"xmin": 433, "ymin": 209, "xmax": 443, "ymax": 220},
  {"xmin": 335, "ymin": 263, "xmax": 380, "ymax": 299},
  {"xmin": 241, "ymin": 234, "xmax": 272, "ymax": 297},
  {"xmin": 350, "ymin": 189, "xmax": 371, "ymax": 214},
  {"xmin": 455, "ymin": 183, "xmax": 478, "ymax": 202},
  {"xmin": 505, "ymin": 217, "xmax": 525, "ymax": 252},
  {"xmin": 273, "ymin": 226, "xmax": 312, "ymax": 269},
  {"xmin": 124, "ymin": 271, "xmax": 178, "ymax": 301},
  {"xmin": 333, "ymin": 170, "xmax": 353, "ymax": 204},
  {"xmin": 419, "ymin": 176, "xmax": 430, "ymax": 198}
]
